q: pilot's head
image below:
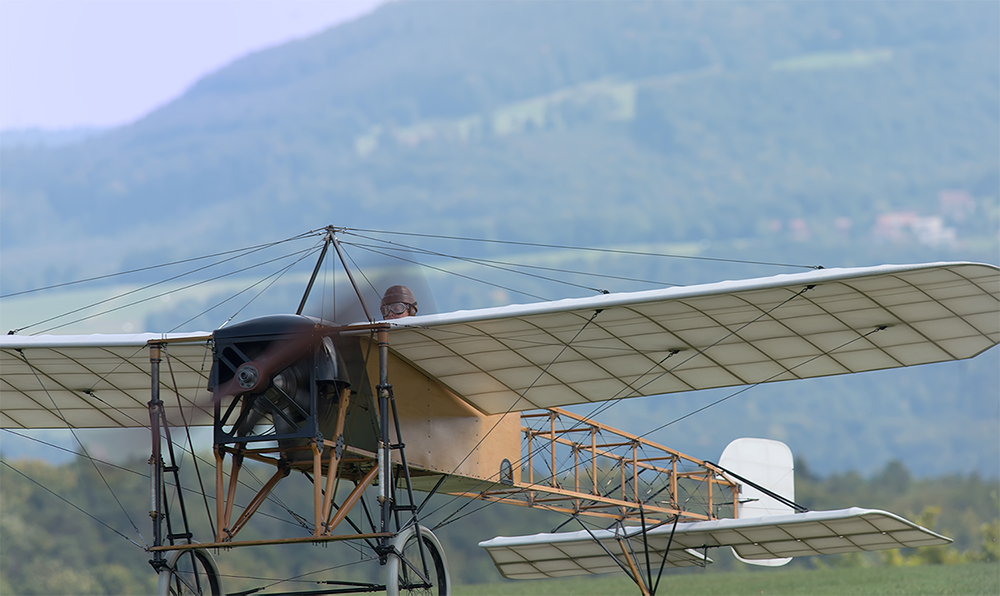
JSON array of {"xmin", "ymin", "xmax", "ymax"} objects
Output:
[{"xmin": 380, "ymin": 285, "xmax": 418, "ymax": 320}]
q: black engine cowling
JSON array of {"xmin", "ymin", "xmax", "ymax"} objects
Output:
[{"xmin": 209, "ymin": 314, "xmax": 350, "ymax": 461}]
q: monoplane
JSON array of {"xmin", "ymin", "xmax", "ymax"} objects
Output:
[{"xmin": 2, "ymin": 226, "xmax": 997, "ymax": 595}]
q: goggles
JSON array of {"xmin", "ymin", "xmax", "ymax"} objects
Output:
[{"xmin": 381, "ymin": 302, "xmax": 413, "ymax": 317}]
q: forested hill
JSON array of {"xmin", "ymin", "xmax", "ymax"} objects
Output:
[
  {"xmin": 0, "ymin": 1, "xmax": 997, "ymax": 479},
  {"xmin": 1, "ymin": 0, "xmax": 997, "ymax": 289}
]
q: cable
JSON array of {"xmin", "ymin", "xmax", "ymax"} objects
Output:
[
  {"xmin": 182, "ymin": 242, "xmax": 324, "ymax": 332},
  {"xmin": 16, "ymin": 349, "xmax": 148, "ymax": 548},
  {"xmin": 346, "ymin": 242, "xmax": 551, "ymax": 302},
  {"xmin": 344, "ymin": 228, "xmax": 822, "ymax": 269},
  {"xmin": 426, "ymin": 310, "xmax": 604, "ymax": 528},
  {"xmin": 342, "ymin": 233, "xmax": 612, "ymax": 294},
  {"xmin": 637, "ymin": 325, "xmax": 890, "ymax": 439},
  {"xmin": 31, "ymin": 245, "xmax": 318, "ymax": 334},
  {"xmin": 0, "ymin": 459, "xmax": 145, "ymax": 549},
  {"xmin": 0, "ymin": 231, "xmax": 318, "ymax": 299},
  {"xmin": 346, "ymin": 237, "xmax": 678, "ymax": 288}
]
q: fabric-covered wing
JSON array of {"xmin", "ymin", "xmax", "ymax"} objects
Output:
[
  {"xmin": 0, "ymin": 333, "xmax": 213, "ymax": 429},
  {"xmin": 376, "ymin": 262, "xmax": 999, "ymax": 415},
  {"xmin": 479, "ymin": 508, "xmax": 951, "ymax": 580}
]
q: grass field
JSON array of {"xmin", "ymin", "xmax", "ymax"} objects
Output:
[{"xmin": 455, "ymin": 562, "xmax": 1000, "ymax": 595}]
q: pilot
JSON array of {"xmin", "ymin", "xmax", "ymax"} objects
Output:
[{"xmin": 380, "ymin": 285, "xmax": 418, "ymax": 320}]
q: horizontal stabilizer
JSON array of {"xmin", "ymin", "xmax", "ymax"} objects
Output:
[{"xmin": 479, "ymin": 508, "xmax": 950, "ymax": 580}]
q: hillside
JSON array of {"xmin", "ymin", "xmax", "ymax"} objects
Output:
[
  {"xmin": 0, "ymin": 1, "xmax": 997, "ymax": 479},
  {"xmin": 1, "ymin": 1, "xmax": 996, "ymax": 287}
]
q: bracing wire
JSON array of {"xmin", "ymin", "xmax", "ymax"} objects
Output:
[
  {"xmin": 434, "ymin": 324, "xmax": 895, "ymax": 535},
  {"xmin": 344, "ymin": 227, "xmax": 823, "ymax": 270},
  {"xmin": 21, "ymin": 244, "xmax": 320, "ymax": 335},
  {"xmin": 0, "ymin": 459, "xmax": 145, "ymax": 549},
  {"xmin": 341, "ymin": 232, "xmax": 614, "ymax": 294},
  {"xmin": 0, "ymin": 231, "xmax": 318, "ymax": 299},
  {"xmin": 0, "ymin": 428, "xmax": 334, "ymax": 533},
  {"xmin": 186, "ymin": 242, "xmax": 325, "ymax": 332},
  {"xmin": 636, "ymin": 325, "xmax": 890, "ymax": 439},
  {"xmin": 11, "ymin": 235, "xmax": 322, "ymax": 335},
  {"xmin": 345, "ymin": 241, "xmax": 551, "ymax": 302},
  {"xmin": 345, "ymin": 236, "xmax": 677, "ymax": 289},
  {"xmin": 17, "ymin": 349, "xmax": 149, "ymax": 548}
]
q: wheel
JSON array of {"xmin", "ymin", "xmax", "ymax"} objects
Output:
[
  {"xmin": 385, "ymin": 524, "xmax": 450, "ymax": 595},
  {"xmin": 157, "ymin": 547, "xmax": 223, "ymax": 595}
]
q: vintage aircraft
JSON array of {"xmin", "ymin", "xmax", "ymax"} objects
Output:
[{"xmin": 2, "ymin": 226, "xmax": 998, "ymax": 595}]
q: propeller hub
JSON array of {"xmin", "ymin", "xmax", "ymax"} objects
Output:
[{"xmin": 236, "ymin": 363, "xmax": 260, "ymax": 390}]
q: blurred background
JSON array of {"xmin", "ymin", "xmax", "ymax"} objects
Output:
[{"xmin": 1, "ymin": 1, "xmax": 997, "ymax": 592}]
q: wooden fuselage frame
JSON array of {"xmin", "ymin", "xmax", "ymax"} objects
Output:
[{"xmin": 164, "ymin": 325, "xmax": 737, "ymax": 553}]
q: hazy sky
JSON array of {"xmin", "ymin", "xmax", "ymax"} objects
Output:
[{"xmin": 0, "ymin": 0, "xmax": 383, "ymax": 131}]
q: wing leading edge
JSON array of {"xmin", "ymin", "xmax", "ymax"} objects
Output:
[{"xmin": 375, "ymin": 262, "xmax": 999, "ymax": 415}]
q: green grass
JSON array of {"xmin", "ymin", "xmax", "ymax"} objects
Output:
[{"xmin": 455, "ymin": 563, "xmax": 1000, "ymax": 595}]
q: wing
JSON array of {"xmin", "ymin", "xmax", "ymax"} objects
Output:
[
  {"xmin": 5, "ymin": 262, "xmax": 997, "ymax": 427},
  {"xmin": 479, "ymin": 508, "xmax": 951, "ymax": 580},
  {"xmin": 1, "ymin": 332, "xmax": 213, "ymax": 429},
  {"xmin": 372, "ymin": 262, "xmax": 999, "ymax": 414}
]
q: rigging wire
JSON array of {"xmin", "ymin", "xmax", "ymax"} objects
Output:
[
  {"xmin": 178, "ymin": 242, "xmax": 324, "ymax": 332},
  {"xmin": 345, "ymin": 242, "xmax": 550, "ymax": 302},
  {"xmin": 16, "ymin": 348, "xmax": 149, "ymax": 548},
  {"xmin": 426, "ymin": 310, "xmax": 603, "ymax": 529},
  {"xmin": 0, "ymin": 231, "xmax": 318, "ymax": 299},
  {"xmin": 0, "ymin": 459, "xmax": 145, "ymax": 549},
  {"xmin": 340, "ymin": 229, "xmax": 838, "ymax": 524},
  {"xmin": 344, "ymin": 227, "xmax": 823, "ymax": 270},
  {"xmin": 636, "ymin": 325, "xmax": 890, "ymax": 439},
  {"xmin": 10, "ymin": 237, "xmax": 320, "ymax": 334},
  {"xmin": 0, "ymin": 428, "xmax": 326, "ymax": 532},
  {"xmin": 30, "ymin": 244, "xmax": 319, "ymax": 335},
  {"xmin": 342, "ymin": 233, "xmax": 612, "ymax": 295},
  {"xmin": 345, "ymin": 236, "xmax": 677, "ymax": 289},
  {"xmin": 164, "ymin": 347, "xmax": 215, "ymax": 532}
]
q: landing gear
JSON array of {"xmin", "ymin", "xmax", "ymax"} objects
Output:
[
  {"xmin": 157, "ymin": 547, "xmax": 223, "ymax": 596},
  {"xmin": 386, "ymin": 525, "xmax": 450, "ymax": 596}
]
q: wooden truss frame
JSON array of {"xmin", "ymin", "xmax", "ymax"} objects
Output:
[{"xmin": 455, "ymin": 407, "xmax": 739, "ymax": 525}]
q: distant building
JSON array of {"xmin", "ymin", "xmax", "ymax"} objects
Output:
[
  {"xmin": 873, "ymin": 211, "xmax": 956, "ymax": 247},
  {"xmin": 789, "ymin": 218, "xmax": 810, "ymax": 242},
  {"xmin": 939, "ymin": 190, "xmax": 976, "ymax": 222}
]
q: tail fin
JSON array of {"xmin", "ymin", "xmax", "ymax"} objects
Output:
[{"xmin": 718, "ymin": 437, "xmax": 795, "ymax": 566}]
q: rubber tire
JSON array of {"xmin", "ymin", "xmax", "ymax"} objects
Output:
[
  {"xmin": 385, "ymin": 525, "xmax": 450, "ymax": 595},
  {"xmin": 157, "ymin": 547, "xmax": 224, "ymax": 595}
]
